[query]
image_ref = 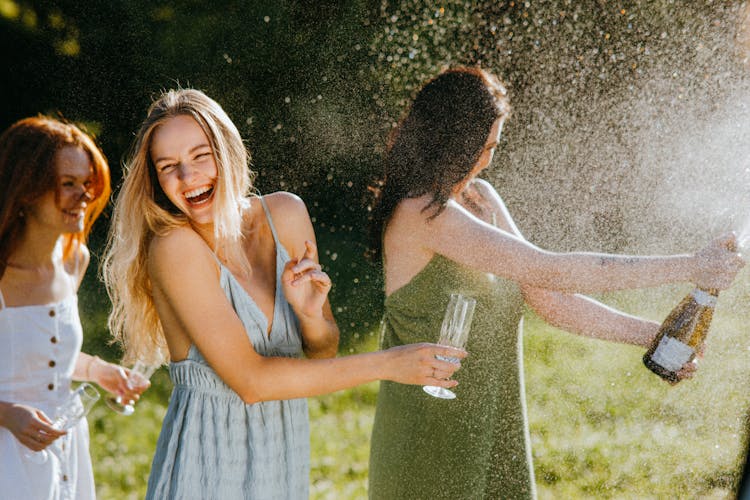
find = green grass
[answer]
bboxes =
[86,290,750,499]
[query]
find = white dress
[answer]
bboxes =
[0,288,96,500]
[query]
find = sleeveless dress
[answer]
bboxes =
[0,284,96,499]
[146,198,310,500]
[368,254,536,499]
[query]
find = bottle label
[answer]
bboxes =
[691,289,717,307]
[650,336,694,372]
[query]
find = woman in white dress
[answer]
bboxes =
[0,116,148,499]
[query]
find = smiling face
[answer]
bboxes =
[150,114,219,226]
[26,146,94,235]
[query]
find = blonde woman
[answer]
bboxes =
[103,88,465,499]
[0,116,146,499]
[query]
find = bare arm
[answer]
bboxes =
[522,287,658,347]
[459,179,726,347]
[148,227,465,405]
[421,184,742,294]
[266,192,339,359]
[73,353,147,404]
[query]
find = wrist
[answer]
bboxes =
[688,253,700,283]
[86,356,105,383]
[295,307,326,323]
[374,349,394,382]
[638,322,661,349]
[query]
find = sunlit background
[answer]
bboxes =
[2,1,750,498]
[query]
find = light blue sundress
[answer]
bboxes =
[146,198,310,500]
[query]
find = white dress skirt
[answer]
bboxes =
[0,293,96,500]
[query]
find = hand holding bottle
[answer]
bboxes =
[692,232,745,290]
[644,287,719,384]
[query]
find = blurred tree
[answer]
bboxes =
[0,0,385,350]
[2,0,748,351]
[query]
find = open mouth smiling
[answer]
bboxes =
[63,208,85,220]
[184,185,214,206]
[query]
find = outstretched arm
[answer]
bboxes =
[424,180,743,294]
[461,178,709,349]
[522,287,658,347]
[73,353,148,404]
[148,225,465,405]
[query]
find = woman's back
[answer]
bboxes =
[369,243,535,499]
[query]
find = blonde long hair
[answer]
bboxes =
[103,89,255,364]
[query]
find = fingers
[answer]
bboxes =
[717,231,738,252]
[301,240,317,261]
[289,270,332,288]
[34,410,54,426]
[696,234,745,290]
[291,259,322,277]
[291,242,321,274]
[29,410,65,439]
[122,376,150,403]
[673,357,700,383]
[21,422,65,451]
[422,344,468,387]
[435,345,468,360]
[108,365,131,397]
[283,245,331,288]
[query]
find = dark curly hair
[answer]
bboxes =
[368,66,510,260]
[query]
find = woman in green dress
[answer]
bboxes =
[367,67,744,499]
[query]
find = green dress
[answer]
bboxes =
[368,254,536,499]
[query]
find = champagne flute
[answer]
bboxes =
[104,361,157,416]
[423,293,476,399]
[24,382,100,464]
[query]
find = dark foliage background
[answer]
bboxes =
[2,0,748,356]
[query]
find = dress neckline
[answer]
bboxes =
[208,195,288,338]
[0,293,77,312]
[219,252,282,338]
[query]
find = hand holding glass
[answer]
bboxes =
[25,383,100,464]
[423,293,476,399]
[105,361,157,416]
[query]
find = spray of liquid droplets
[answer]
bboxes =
[364,1,750,497]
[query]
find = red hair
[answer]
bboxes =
[0,116,111,278]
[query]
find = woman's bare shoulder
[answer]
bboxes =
[259,191,313,254]
[261,191,308,219]
[148,226,214,274]
[391,194,435,221]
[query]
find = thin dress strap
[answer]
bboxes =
[0,286,5,310]
[258,196,281,249]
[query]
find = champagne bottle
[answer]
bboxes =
[642,287,718,383]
